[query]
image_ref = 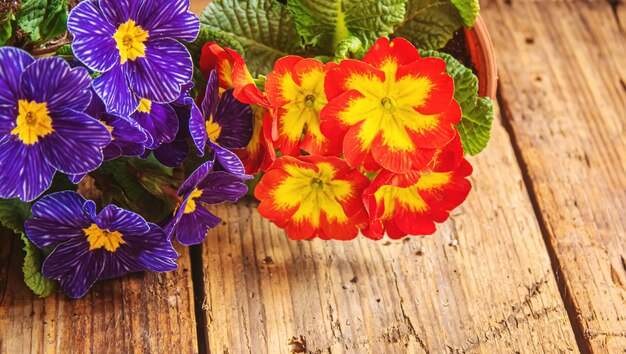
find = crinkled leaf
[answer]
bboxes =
[200,0,305,76]
[39,0,68,41]
[287,0,406,54]
[21,233,55,298]
[0,12,13,45]
[422,50,493,155]
[17,0,68,42]
[394,0,463,51]
[450,0,479,28]
[334,36,363,60]
[0,199,31,235]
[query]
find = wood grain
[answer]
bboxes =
[0,235,198,353]
[482,0,626,352]
[198,103,578,353]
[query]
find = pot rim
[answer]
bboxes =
[465,15,498,100]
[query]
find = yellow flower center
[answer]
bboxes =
[83,223,125,252]
[205,116,222,142]
[304,94,316,108]
[380,97,396,112]
[101,121,115,141]
[272,162,353,227]
[137,98,152,114]
[184,189,203,214]
[11,100,54,145]
[113,20,149,64]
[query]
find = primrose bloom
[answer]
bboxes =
[199,42,269,107]
[0,48,111,202]
[68,0,200,116]
[189,69,253,177]
[85,92,147,160]
[130,97,180,150]
[166,160,248,245]
[25,191,178,298]
[321,37,460,173]
[266,56,337,156]
[362,135,472,239]
[255,156,369,240]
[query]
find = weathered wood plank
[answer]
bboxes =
[0,235,198,353]
[198,102,579,352]
[482,0,626,352]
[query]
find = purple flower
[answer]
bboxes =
[85,91,147,161]
[68,0,200,116]
[190,70,253,178]
[165,160,247,245]
[131,98,179,149]
[25,191,178,298]
[0,48,111,202]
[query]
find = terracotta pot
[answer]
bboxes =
[464,15,498,100]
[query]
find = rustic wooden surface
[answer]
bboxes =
[0,0,624,353]
[0,238,199,353]
[482,0,626,352]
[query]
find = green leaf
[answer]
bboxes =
[94,158,179,223]
[0,11,13,45]
[0,199,54,297]
[200,0,306,76]
[55,43,73,56]
[394,0,463,51]
[21,233,55,298]
[39,0,68,41]
[17,0,46,41]
[0,199,31,235]
[287,0,406,54]
[421,50,493,155]
[334,36,363,60]
[450,0,479,28]
[17,0,67,43]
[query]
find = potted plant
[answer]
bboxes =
[0,0,495,299]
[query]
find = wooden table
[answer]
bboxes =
[1,0,625,352]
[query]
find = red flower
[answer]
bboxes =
[320,37,460,173]
[265,56,339,156]
[255,155,369,240]
[199,42,270,107]
[362,135,472,239]
[234,105,276,174]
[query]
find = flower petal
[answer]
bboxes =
[153,139,190,167]
[42,238,105,298]
[30,191,89,226]
[137,0,199,42]
[179,159,215,195]
[20,57,92,113]
[211,142,250,179]
[127,38,193,104]
[174,207,221,245]
[132,102,179,149]
[196,171,248,204]
[0,138,55,201]
[41,110,111,175]
[133,223,178,272]
[95,204,150,234]
[25,218,86,249]
[0,47,33,109]
[93,64,140,116]
[214,90,253,149]
[99,0,141,25]
[67,0,119,72]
